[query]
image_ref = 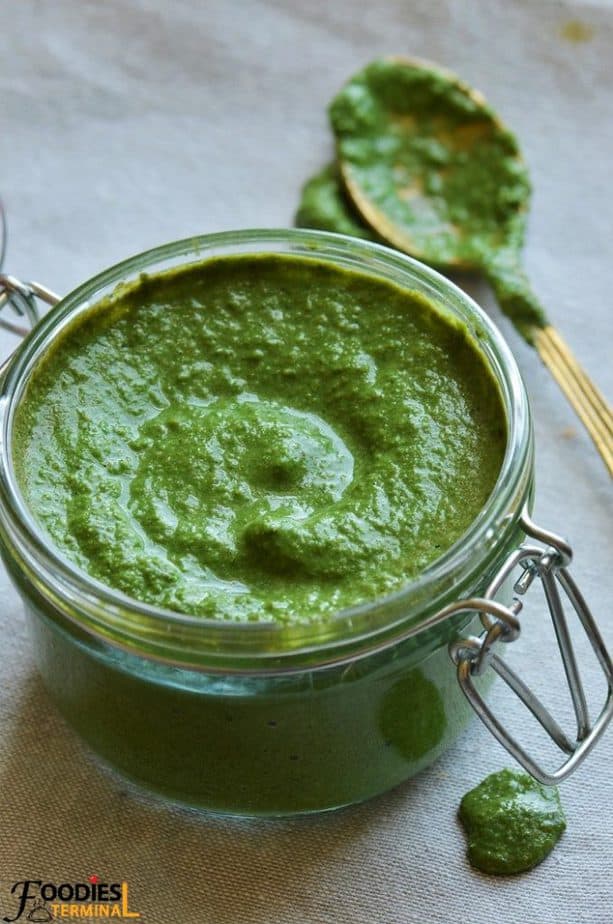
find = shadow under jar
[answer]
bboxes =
[0,230,609,816]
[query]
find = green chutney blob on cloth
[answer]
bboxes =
[14,254,506,625]
[459,769,567,875]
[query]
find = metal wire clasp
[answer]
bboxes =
[444,511,612,784]
[0,274,60,337]
[0,199,60,340]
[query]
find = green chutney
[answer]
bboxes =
[14,254,506,624]
[329,58,531,271]
[459,769,566,875]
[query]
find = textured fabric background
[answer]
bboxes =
[0,1,611,922]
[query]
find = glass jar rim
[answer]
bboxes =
[0,229,533,670]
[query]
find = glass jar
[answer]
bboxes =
[0,230,608,816]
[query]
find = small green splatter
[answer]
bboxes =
[459,769,566,875]
[560,20,594,43]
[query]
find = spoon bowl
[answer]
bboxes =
[328,57,612,474]
[331,56,529,275]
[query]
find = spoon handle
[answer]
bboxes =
[486,260,612,476]
[531,325,613,477]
